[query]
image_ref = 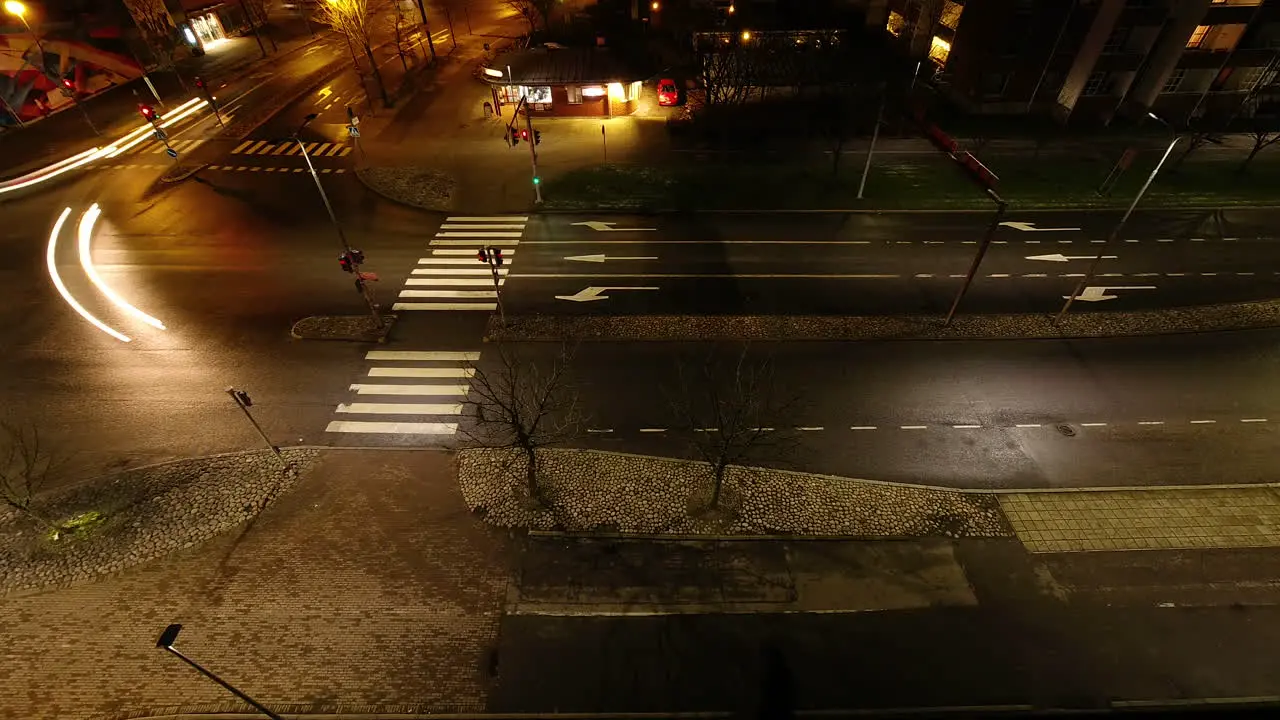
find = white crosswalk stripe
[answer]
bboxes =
[326,349,483,437]
[395,216,527,312]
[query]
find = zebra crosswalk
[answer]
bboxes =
[393,215,528,312]
[325,350,479,435]
[232,140,353,157]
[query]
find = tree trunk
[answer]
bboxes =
[364,44,392,107]
[524,446,540,500]
[709,461,726,508]
[1238,143,1264,174]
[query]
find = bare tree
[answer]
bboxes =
[122,0,178,67]
[1238,123,1280,173]
[240,0,279,52]
[0,422,66,534]
[461,343,582,503]
[388,0,414,71]
[504,0,554,32]
[319,0,392,106]
[666,348,799,511]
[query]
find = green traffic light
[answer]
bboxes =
[533,176,541,184]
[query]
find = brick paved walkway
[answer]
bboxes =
[0,449,513,720]
[1000,487,1280,553]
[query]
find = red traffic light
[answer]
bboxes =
[476,247,488,263]
[493,248,504,266]
[520,128,530,141]
[138,103,157,121]
[61,78,73,89]
[339,252,354,272]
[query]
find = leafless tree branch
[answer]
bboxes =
[0,422,67,532]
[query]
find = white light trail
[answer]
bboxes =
[0,146,103,196]
[77,203,166,330]
[46,208,131,343]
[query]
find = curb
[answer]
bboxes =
[289,314,398,343]
[352,166,455,212]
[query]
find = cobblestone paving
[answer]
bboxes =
[0,449,513,720]
[1000,488,1280,553]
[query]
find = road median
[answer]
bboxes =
[486,300,1280,342]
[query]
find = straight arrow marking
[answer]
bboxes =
[1026,253,1118,262]
[564,254,659,263]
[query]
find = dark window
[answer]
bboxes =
[1103,26,1130,53]
[1083,70,1110,95]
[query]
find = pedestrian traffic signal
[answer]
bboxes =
[138,103,157,122]
[492,248,504,266]
[194,76,205,90]
[509,127,520,145]
[534,129,541,145]
[477,247,488,263]
[339,252,354,272]
[61,78,73,90]
[350,248,365,265]
[520,128,530,142]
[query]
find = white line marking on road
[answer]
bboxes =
[405,277,505,286]
[952,425,981,429]
[1057,240,1071,244]
[924,241,944,244]
[244,140,267,154]
[962,241,976,245]
[1133,272,1159,277]
[366,350,480,361]
[1191,238,1205,242]
[1201,272,1218,276]
[1080,422,1108,427]
[994,241,1007,244]
[1090,240,1105,244]
[915,273,933,278]
[448,216,530,221]
[850,426,877,430]
[1099,273,1122,277]
[1189,420,1216,424]
[1242,418,1269,423]
[1125,239,1139,243]
[436,231,523,238]
[988,274,1010,278]
[949,274,966,278]
[1138,421,1165,425]
[1238,272,1256,276]
[325,144,344,156]
[232,140,254,153]
[270,143,290,155]
[1157,239,1174,243]
[368,367,475,378]
[1224,237,1238,241]
[514,273,901,279]
[750,427,775,432]
[236,166,247,171]
[426,250,517,258]
[325,420,457,434]
[639,428,666,433]
[399,289,498,298]
[349,383,470,395]
[587,428,614,433]
[336,402,464,414]
[392,302,498,311]
[1062,273,1085,278]
[901,425,927,430]
[1025,240,1040,244]
[1023,273,1047,278]
[430,239,522,246]
[796,426,824,431]
[1166,272,1186,276]
[1015,424,1041,428]
[694,428,717,432]
[412,266,509,274]
[440,224,526,230]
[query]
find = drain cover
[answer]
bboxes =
[1056,424,1076,437]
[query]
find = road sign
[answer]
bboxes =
[555,286,659,302]
[347,125,361,138]
[165,148,178,159]
[154,129,168,141]
[1064,286,1156,302]
[1000,221,1081,232]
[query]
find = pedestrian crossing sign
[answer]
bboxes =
[347,125,361,138]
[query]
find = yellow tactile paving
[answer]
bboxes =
[999,488,1280,553]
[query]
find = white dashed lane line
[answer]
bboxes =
[581,419,1270,434]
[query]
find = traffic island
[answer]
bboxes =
[0,448,318,595]
[291,314,397,342]
[355,166,457,211]
[486,300,1280,342]
[458,448,1012,538]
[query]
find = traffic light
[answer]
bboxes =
[138,103,157,122]
[532,176,541,185]
[350,248,365,265]
[509,127,520,145]
[520,128,530,142]
[61,78,73,90]
[476,247,488,263]
[492,248,504,266]
[194,76,205,90]
[534,129,541,145]
[339,251,354,272]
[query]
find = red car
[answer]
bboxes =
[657,78,679,106]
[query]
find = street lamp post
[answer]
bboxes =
[5,0,98,135]
[1057,112,1180,322]
[155,624,283,720]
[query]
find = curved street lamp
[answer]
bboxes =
[4,0,99,134]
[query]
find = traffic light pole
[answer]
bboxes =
[482,245,506,325]
[294,137,351,253]
[521,101,543,204]
[225,387,281,458]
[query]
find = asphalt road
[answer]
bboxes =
[502,210,1280,315]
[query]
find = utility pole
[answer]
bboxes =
[944,189,1007,327]
[225,387,282,458]
[514,96,543,203]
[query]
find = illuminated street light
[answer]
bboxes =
[651,1,659,9]
[728,3,736,14]
[741,30,751,41]
[3,0,26,17]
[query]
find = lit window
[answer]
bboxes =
[1187,25,1209,48]
[1083,71,1109,96]
[566,85,583,104]
[886,10,906,37]
[1162,68,1186,92]
[929,35,952,66]
[938,0,963,30]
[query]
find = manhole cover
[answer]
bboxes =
[1056,424,1076,437]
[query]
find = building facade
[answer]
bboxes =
[484,47,649,117]
[876,0,1280,127]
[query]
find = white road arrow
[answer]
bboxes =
[1026,253,1118,262]
[1000,221,1081,232]
[554,286,659,302]
[564,254,659,263]
[1064,285,1156,302]
[571,221,658,232]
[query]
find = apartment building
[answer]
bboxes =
[872,0,1280,126]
